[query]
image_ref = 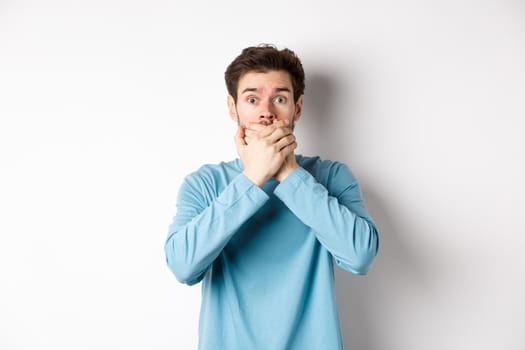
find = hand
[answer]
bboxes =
[234,120,297,187]
[275,151,299,183]
[244,122,299,183]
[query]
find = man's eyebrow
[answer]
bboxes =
[241,88,258,94]
[240,87,292,94]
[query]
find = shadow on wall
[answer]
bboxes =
[335,188,431,350]
[305,71,431,349]
[301,71,341,158]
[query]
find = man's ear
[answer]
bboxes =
[294,95,304,122]
[227,95,238,122]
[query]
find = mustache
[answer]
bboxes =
[236,117,272,126]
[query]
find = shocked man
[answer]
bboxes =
[165,44,379,350]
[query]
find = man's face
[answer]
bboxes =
[228,70,303,129]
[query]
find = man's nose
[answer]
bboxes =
[259,100,275,123]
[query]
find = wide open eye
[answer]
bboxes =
[274,96,286,104]
[248,97,257,104]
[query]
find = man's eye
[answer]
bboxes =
[248,97,257,104]
[275,96,286,103]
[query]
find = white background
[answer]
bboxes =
[1,0,524,349]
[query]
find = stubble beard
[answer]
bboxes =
[236,115,296,131]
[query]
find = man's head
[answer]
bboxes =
[225,44,305,104]
[225,44,305,128]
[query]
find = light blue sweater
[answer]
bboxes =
[165,155,379,350]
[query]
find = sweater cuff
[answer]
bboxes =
[217,173,270,207]
[274,167,313,198]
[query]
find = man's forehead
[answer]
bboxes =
[238,70,293,90]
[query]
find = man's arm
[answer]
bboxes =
[274,162,379,275]
[165,172,269,285]
[165,122,296,285]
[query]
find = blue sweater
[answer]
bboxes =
[165,155,379,350]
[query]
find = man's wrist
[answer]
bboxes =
[242,170,268,188]
[275,164,299,183]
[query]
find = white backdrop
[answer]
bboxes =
[1,0,524,349]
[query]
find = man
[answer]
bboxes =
[165,44,379,350]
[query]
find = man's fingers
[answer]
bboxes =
[243,120,293,148]
[234,126,247,148]
[238,125,246,138]
[244,123,266,132]
[275,119,289,127]
[246,127,293,146]
[267,126,293,144]
[245,119,287,128]
[256,120,288,137]
[274,134,296,151]
[256,124,278,137]
[280,140,298,155]
[244,129,256,138]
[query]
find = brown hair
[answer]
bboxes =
[224,44,305,103]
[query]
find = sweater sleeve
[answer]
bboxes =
[274,164,379,275]
[165,172,269,285]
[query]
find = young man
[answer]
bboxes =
[165,45,379,350]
